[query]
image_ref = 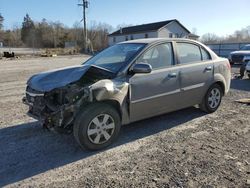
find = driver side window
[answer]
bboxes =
[137,43,173,70]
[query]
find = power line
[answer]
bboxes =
[78,0,89,52]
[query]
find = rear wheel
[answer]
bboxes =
[240,63,246,77]
[73,103,121,150]
[248,74,250,79]
[199,84,223,113]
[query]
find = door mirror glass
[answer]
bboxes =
[131,63,152,74]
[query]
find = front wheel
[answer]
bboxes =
[199,84,223,113]
[73,103,121,150]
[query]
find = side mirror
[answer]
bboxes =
[131,63,152,74]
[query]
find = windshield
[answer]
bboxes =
[240,45,250,50]
[83,43,146,73]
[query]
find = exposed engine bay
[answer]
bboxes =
[23,65,129,133]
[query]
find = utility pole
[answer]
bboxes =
[78,0,89,53]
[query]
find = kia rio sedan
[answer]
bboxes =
[23,38,231,150]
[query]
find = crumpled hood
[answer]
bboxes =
[27,65,91,92]
[231,51,250,55]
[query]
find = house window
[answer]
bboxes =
[169,33,173,38]
[125,36,128,41]
[145,33,148,38]
[130,35,134,40]
[113,37,116,43]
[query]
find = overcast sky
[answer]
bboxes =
[0,0,249,36]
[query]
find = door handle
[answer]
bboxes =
[205,66,212,71]
[168,73,177,78]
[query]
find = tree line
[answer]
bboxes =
[0,13,113,51]
[1,13,250,49]
[201,26,250,44]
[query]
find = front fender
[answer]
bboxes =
[88,79,130,125]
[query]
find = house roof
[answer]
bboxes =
[188,33,200,38]
[108,19,191,36]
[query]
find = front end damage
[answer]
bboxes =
[23,84,89,132]
[23,66,129,132]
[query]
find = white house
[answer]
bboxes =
[108,19,199,46]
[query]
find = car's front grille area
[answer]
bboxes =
[25,86,46,119]
[26,86,45,106]
[232,54,244,63]
[26,86,44,95]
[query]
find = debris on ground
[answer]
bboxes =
[41,53,57,57]
[3,51,15,58]
[235,98,250,105]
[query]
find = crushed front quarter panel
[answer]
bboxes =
[88,79,130,124]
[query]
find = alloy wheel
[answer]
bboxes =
[208,88,221,109]
[87,114,115,145]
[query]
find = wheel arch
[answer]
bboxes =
[213,74,227,95]
[100,99,122,119]
[213,81,225,95]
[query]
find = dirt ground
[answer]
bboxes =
[0,56,249,187]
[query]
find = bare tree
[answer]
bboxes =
[201,25,250,44]
[201,33,220,43]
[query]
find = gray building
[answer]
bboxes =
[108,19,199,46]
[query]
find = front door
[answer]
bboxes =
[129,43,181,122]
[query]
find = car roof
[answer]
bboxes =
[119,38,197,44]
[119,37,219,60]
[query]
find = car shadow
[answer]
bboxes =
[230,78,250,92]
[0,107,205,187]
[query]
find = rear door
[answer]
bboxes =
[175,42,214,106]
[129,42,181,122]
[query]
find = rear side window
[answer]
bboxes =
[137,43,173,70]
[201,47,211,60]
[176,43,202,64]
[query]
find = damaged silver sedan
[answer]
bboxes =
[23,38,231,150]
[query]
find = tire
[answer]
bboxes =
[73,103,121,150]
[199,84,223,113]
[240,63,246,78]
[248,74,250,79]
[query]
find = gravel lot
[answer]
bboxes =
[0,56,249,187]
